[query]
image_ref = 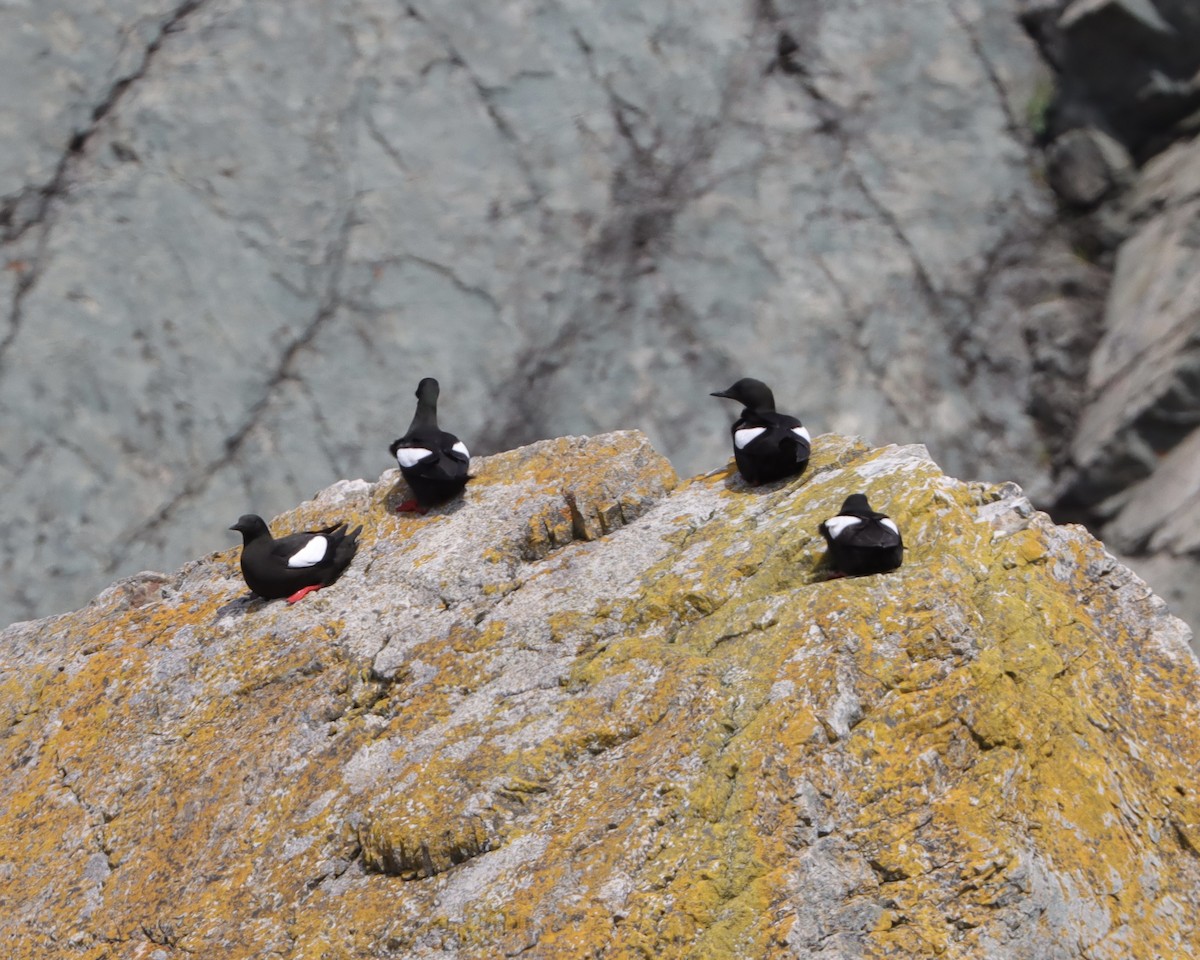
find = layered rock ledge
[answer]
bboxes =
[1,431,1197,958]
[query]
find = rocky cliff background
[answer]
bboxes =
[1,0,1198,627]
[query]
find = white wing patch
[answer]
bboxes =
[792,425,811,443]
[881,518,900,535]
[395,446,433,468]
[823,516,863,539]
[734,426,767,449]
[451,441,470,459]
[288,535,328,568]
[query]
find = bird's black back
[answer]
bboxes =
[389,427,470,506]
[238,521,361,599]
[730,410,811,484]
[819,497,903,575]
[390,378,470,507]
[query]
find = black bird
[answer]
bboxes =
[389,377,471,513]
[711,377,811,484]
[819,494,904,576]
[229,514,362,603]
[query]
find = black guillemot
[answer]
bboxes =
[388,377,471,513]
[711,377,811,485]
[818,493,903,576]
[229,514,362,603]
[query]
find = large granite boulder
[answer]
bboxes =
[1,431,1197,958]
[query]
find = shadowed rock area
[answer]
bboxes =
[2,431,1197,958]
[1023,0,1200,629]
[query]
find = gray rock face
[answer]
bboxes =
[1043,126,1133,208]
[0,0,1072,624]
[1051,131,1200,628]
[1018,0,1200,634]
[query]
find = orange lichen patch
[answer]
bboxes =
[521,499,579,560]
[545,611,587,644]
[436,618,505,656]
[810,433,875,471]
[0,666,58,731]
[467,433,671,502]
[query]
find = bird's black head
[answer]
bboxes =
[415,377,441,403]
[839,493,876,517]
[229,514,271,541]
[711,377,776,413]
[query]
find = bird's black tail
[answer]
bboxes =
[325,523,363,583]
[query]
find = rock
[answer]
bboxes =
[1,430,1198,958]
[1055,133,1200,524]
[1,0,1196,660]
[1107,549,1200,637]
[1021,249,1109,470]
[1023,12,1200,639]
[1100,425,1200,629]
[1044,126,1133,207]
[1104,425,1200,555]
[1059,0,1173,35]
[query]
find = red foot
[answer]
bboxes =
[286,584,323,604]
[396,499,428,515]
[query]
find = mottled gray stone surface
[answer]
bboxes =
[1052,131,1200,628]
[1,0,1075,624]
[1044,125,1132,207]
[1015,0,1200,636]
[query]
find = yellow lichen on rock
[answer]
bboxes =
[1,431,1198,959]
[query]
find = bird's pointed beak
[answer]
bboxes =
[710,390,731,399]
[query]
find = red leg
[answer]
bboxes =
[396,499,428,514]
[286,584,323,604]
